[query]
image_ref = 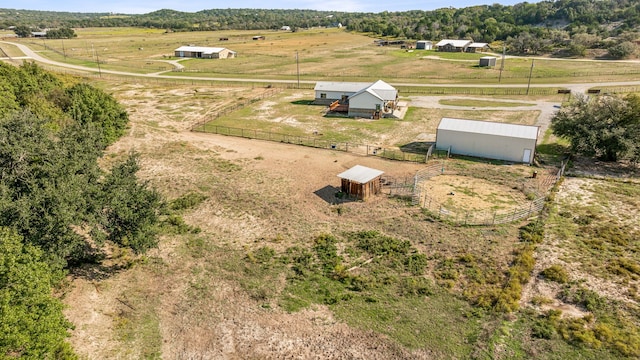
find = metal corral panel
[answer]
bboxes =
[436,118,539,163]
[337,165,384,184]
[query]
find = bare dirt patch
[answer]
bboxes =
[422,174,528,212]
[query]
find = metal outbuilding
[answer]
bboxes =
[416,40,433,50]
[174,46,236,59]
[479,56,497,67]
[337,165,384,200]
[436,118,539,164]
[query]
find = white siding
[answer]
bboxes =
[436,118,539,163]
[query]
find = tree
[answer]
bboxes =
[608,41,637,59]
[45,27,77,39]
[551,94,640,162]
[99,153,163,254]
[66,83,129,147]
[0,228,76,358]
[13,25,31,38]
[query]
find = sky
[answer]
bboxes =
[5,0,535,14]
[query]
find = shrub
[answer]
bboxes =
[405,253,428,275]
[540,264,569,283]
[398,276,433,296]
[169,192,208,211]
[519,222,544,244]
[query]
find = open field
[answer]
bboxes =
[50,71,640,359]
[7,27,640,85]
[4,25,638,359]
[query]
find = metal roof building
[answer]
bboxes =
[337,165,384,200]
[436,118,539,164]
[174,46,236,59]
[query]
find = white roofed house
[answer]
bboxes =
[435,39,472,52]
[347,80,398,118]
[174,46,236,59]
[313,80,399,119]
[466,42,489,53]
[436,118,539,164]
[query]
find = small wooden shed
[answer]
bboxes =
[337,165,384,200]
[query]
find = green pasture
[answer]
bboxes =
[7,27,640,86]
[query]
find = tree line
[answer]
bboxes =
[2,0,639,56]
[0,62,163,358]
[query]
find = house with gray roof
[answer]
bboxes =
[436,118,539,164]
[314,80,399,119]
[435,39,472,52]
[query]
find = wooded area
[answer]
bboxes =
[0,62,163,358]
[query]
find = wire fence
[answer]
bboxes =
[398,160,566,226]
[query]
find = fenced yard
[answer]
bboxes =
[192,123,442,163]
[402,160,566,225]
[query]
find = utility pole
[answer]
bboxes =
[526,58,534,95]
[296,51,300,89]
[61,39,66,58]
[91,43,101,78]
[498,45,505,83]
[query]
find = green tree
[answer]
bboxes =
[0,227,76,358]
[608,41,637,59]
[551,94,640,162]
[45,27,77,39]
[13,25,31,38]
[100,153,163,254]
[66,83,129,147]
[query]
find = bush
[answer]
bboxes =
[169,192,207,211]
[398,276,433,296]
[519,222,544,244]
[405,253,427,275]
[540,264,569,283]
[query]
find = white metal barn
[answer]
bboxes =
[174,46,236,59]
[436,118,539,164]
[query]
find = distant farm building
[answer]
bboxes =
[314,80,399,119]
[436,118,539,164]
[435,39,489,52]
[174,46,236,59]
[435,39,472,52]
[416,40,433,50]
[479,56,497,67]
[337,165,384,201]
[467,42,489,53]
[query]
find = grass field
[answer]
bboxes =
[9,27,640,85]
